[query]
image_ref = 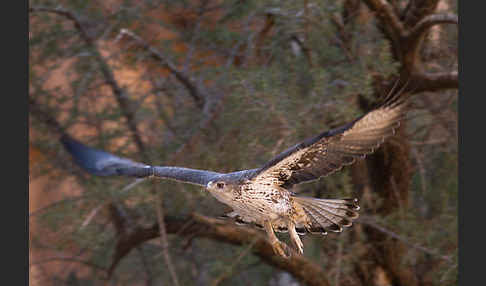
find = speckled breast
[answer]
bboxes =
[232,183,293,222]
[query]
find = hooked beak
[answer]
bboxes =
[206,181,213,189]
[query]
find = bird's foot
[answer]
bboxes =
[292,237,304,255]
[288,227,304,255]
[271,241,292,259]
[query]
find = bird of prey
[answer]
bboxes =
[61,90,408,258]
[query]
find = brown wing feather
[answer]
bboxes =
[249,94,409,189]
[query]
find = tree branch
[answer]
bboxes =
[413,70,458,92]
[152,183,181,286]
[361,0,405,39]
[406,13,458,40]
[109,213,332,286]
[117,29,205,108]
[361,1,458,93]
[29,96,67,137]
[29,6,93,44]
[402,0,441,28]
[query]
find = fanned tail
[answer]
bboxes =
[293,196,360,235]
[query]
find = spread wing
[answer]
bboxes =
[249,94,409,189]
[61,135,222,186]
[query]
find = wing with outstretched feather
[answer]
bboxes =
[250,91,409,189]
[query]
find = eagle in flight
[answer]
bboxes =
[61,89,408,258]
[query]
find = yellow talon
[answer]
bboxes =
[271,241,292,259]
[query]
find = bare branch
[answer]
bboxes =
[413,71,458,92]
[117,29,205,108]
[361,0,405,39]
[403,13,458,63]
[406,13,458,40]
[29,196,86,218]
[402,0,441,28]
[153,184,181,286]
[29,6,92,43]
[29,96,67,137]
[361,1,458,88]
[79,179,146,230]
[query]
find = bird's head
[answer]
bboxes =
[206,180,231,192]
[206,179,237,203]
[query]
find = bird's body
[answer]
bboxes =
[206,178,359,256]
[61,86,408,258]
[210,181,292,222]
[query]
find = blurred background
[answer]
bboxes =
[29,0,458,285]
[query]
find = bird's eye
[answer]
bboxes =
[216,182,225,189]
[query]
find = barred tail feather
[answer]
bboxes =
[293,197,359,234]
